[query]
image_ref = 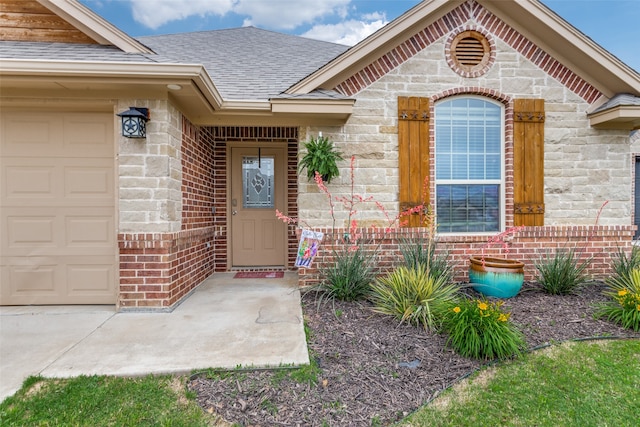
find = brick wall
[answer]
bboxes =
[209,127,300,270]
[297,225,636,286]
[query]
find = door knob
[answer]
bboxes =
[232,210,238,215]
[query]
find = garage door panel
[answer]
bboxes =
[68,263,115,294]
[63,115,113,156]
[4,207,114,248]
[1,111,116,305]
[3,159,113,205]
[65,166,113,198]
[66,216,113,248]
[1,113,63,156]
[4,166,55,198]
[6,216,57,247]
[1,259,115,305]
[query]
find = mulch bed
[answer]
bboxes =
[190,281,640,426]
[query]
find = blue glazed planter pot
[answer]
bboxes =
[469,255,525,298]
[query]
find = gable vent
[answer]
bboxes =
[448,30,492,77]
[455,37,485,66]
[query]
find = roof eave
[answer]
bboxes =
[287,0,457,94]
[588,106,640,130]
[0,59,222,122]
[484,0,640,97]
[36,0,152,53]
[271,98,355,115]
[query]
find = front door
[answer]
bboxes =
[230,146,286,267]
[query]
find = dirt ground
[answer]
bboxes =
[190,281,640,426]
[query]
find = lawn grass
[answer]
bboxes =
[1,339,637,426]
[0,374,221,426]
[400,339,640,427]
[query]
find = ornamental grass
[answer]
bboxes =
[369,265,459,331]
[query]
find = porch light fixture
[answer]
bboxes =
[117,107,149,138]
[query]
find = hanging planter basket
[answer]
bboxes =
[469,255,525,298]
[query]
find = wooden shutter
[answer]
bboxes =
[513,99,545,226]
[398,96,430,227]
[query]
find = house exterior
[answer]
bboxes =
[1,0,639,310]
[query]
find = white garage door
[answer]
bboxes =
[1,111,117,305]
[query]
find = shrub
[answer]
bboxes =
[442,298,526,360]
[369,265,459,331]
[316,244,376,302]
[399,235,455,284]
[534,247,591,295]
[593,268,640,331]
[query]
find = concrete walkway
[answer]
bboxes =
[0,272,309,402]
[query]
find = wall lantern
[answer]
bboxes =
[117,107,149,138]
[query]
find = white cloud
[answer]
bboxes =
[232,0,351,30]
[301,18,388,46]
[128,0,351,31]
[129,0,236,29]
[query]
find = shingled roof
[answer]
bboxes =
[137,27,350,101]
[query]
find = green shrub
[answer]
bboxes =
[442,298,526,360]
[399,235,455,284]
[609,245,640,288]
[594,268,640,331]
[534,247,591,295]
[369,265,459,331]
[316,244,376,301]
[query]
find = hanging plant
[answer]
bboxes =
[298,136,344,183]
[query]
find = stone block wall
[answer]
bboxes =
[298,0,632,229]
[118,107,217,310]
[294,0,636,288]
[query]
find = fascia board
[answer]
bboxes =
[287,0,457,94]
[487,0,640,96]
[36,0,152,53]
[588,106,640,129]
[0,59,223,109]
[270,99,355,115]
[219,100,272,112]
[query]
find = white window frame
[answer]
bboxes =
[433,95,506,234]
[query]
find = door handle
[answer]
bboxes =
[232,210,238,215]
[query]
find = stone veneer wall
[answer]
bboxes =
[118,102,217,310]
[296,0,635,285]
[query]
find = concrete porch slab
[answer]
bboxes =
[0,272,308,402]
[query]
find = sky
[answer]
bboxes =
[79,0,640,72]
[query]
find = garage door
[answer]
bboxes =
[1,111,117,305]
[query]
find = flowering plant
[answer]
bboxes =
[594,268,640,331]
[442,297,526,360]
[277,155,424,301]
[476,226,524,263]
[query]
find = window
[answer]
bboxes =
[435,97,504,232]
